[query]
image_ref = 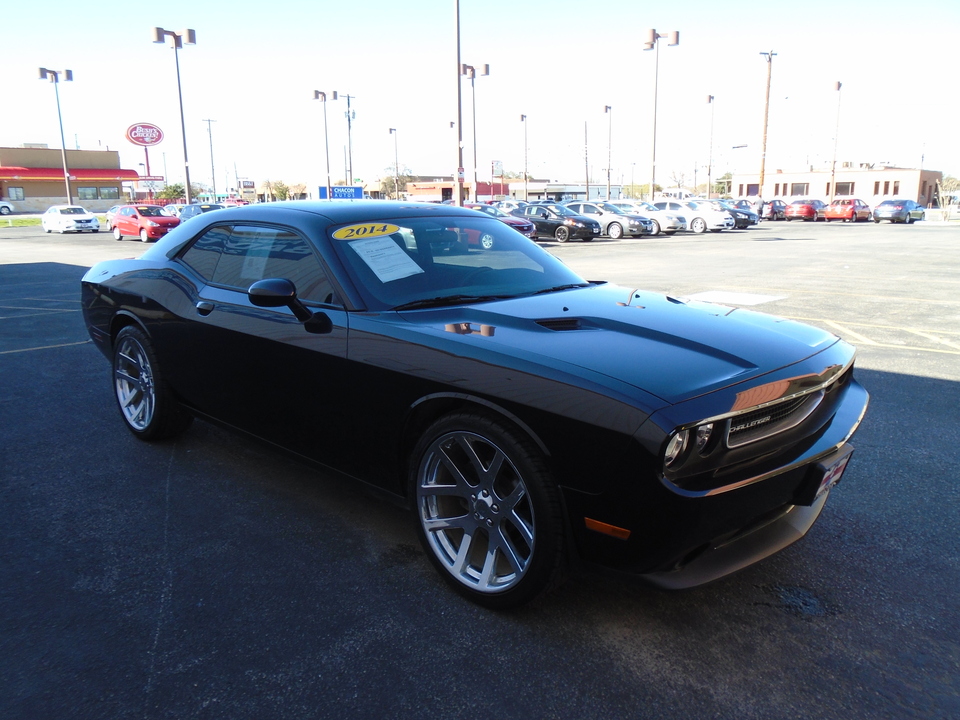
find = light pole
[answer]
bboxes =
[758,50,777,199]
[389,128,400,200]
[462,62,489,202]
[706,95,715,198]
[644,29,679,202]
[342,94,356,186]
[313,90,337,199]
[203,118,216,202]
[153,27,196,204]
[520,114,528,201]
[829,81,842,202]
[604,105,612,199]
[454,0,464,205]
[38,68,73,204]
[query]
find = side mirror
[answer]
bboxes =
[540,211,548,218]
[248,278,333,334]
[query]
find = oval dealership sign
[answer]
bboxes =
[126,123,164,146]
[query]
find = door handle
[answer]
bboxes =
[196,301,214,316]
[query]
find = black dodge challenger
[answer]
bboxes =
[81,201,869,608]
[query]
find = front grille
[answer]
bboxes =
[725,391,823,448]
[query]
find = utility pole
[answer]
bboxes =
[203,118,216,202]
[759,50,777,199]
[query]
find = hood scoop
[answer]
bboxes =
[537,318,584,331]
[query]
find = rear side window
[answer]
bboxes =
[179,224,336,304]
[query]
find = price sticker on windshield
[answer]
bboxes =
[332,223,400,240]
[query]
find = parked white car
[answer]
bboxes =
[607,200,686,235]
[41,205,100,234]
[654,200,734,233]
[0,200,14,215]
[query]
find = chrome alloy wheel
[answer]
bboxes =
[417,431,535,594]
[114,334,156,431]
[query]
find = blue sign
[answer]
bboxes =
[319,186,364,200]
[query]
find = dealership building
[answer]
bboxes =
[0,146,141,212]
[726,164,943,206]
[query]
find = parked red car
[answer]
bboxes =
[824,198,872,222]
[785,199,827,222]
[464,203,538,242]
[112,205,181,243]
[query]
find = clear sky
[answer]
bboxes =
[5,0,958,193]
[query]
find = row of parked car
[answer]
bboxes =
[464,195,929,243]
[103,203,226,242]
[761,197,927,224]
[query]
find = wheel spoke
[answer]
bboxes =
[422,513,471,533]
[492,526,525,576]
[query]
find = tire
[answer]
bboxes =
[649,220,661,236]
[411,412,566,609]
[0,206,10,215]
[664,230,677,235]
[874,219,880,223]
[554,226,570,243]
[112,326,192,441]
[691,217,707,234]
[92,229,100,233]
[905,215,914,225]
[140,229,150,243]
[113,227,123,241]
[479,233,495,250]
[607,222,623,239]
[44,227,51,234]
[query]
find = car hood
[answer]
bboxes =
[397,283,838,405]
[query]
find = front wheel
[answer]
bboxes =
[112,326,192,440]
[554,226,570,243]
[479,233,495,250]
[690,217,707,234]
[411,412,566,609]
[649,220,661,236]
[113,227,123,241]
[607,222,623,239]
[140,229,150,243]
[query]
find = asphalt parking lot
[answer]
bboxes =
[2,219,958,719]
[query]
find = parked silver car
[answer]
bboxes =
[563,201,654,238]
[607,200,686,235]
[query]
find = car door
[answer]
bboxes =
[116,207,136,235]
[158,221,355,474]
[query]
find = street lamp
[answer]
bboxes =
[313,90,337,199]
[462,62,489,202]
[758,50,777,200]
[604,105,612,199]
[38,67,73,204]
[389,128,400,200]
[706,95,715,198]
[342,94,356,186]
[153,27,196,204]
[643,29,679,202]
[520,114,528,201]
[203,118,216,202]
[829,81,842,202]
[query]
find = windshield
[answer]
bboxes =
[329,215,588,311]
[548,205,578,217]
[60,207,88,215]
[473,205,509,218]
[598,203,625,213]
[137,206,167,217]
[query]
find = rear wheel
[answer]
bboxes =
[112,326,192,440]
[411,412,566,609]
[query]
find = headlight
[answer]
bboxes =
[695,423,714,454]
[146,220,160,227]
[629,219,640,226]
[664,430,689,468]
